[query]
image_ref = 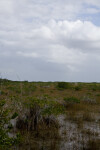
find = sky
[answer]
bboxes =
[0,0,100,82]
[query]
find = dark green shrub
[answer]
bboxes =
[64,96,80,103]
[11,112,18,119]
[0,100,13,148]
[42,104,65,116]
[0,100,21,149]
[74,85,81,91]
[57,82,70,89]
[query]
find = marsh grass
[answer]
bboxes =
[82,112,95,122]
[0,79,100,150]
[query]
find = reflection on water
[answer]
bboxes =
[12,114,100,150]
[13,140,60,150]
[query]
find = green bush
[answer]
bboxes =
[57,82,70,89]
[74,85,81,91]
[64,96,80,103]
[11,112,18,119]
[0,100,12,148]
[0,100,21,149]
[42,104,65,116]
[24,97,65,116]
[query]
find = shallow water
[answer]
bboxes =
[11,114,100,150]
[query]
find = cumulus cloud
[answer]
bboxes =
[0,0,100,81]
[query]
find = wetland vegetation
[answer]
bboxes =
[0,79,100,150]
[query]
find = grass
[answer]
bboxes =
[0,79,100,149]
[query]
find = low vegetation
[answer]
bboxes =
[0,79,100,149]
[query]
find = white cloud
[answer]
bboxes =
[17,51,38,58]
[0,0,100,81]
[1,19,100,65]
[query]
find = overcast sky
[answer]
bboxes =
[0,0,100,81]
